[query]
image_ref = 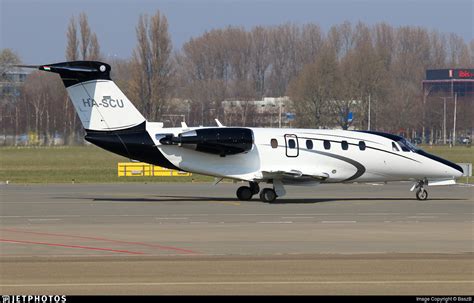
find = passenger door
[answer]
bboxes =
[284,134,299,157]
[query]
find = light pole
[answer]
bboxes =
[279,100,282,128]
[367,94,371,131]
[439,96,452,145]
[453,92,457,146]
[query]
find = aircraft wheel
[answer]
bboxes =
[260,188,277,203]
[236,186,253,201]
[416,188,428,200]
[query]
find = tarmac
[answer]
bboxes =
[0,182,473,294]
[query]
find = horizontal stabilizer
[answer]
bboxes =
[13,64,41,69]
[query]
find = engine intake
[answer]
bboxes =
[159,128,253,156]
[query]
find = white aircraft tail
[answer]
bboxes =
[38,61,146,131]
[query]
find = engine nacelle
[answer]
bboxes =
[159,128,254,156]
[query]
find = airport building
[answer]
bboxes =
[222,96,294,127]
[0,67,32,145]
[0,67,31,98]
[422,68,473,145]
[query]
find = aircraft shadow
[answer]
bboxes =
[85,195,466,204]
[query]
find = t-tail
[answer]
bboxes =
[21,61,178,169]
[35,61,146,131]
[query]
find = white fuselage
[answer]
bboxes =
[32,61,463,201]
[147,124,463,184]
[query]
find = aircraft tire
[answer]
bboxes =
[260,188,277,203]
[416,188,428,200]
[237,186,253,201]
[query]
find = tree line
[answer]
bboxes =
[1,10,472,145]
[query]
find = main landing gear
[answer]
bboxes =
[413,180,428,201]
[259,188,277,203]
[236,182,260,201]
[236,181,281,203]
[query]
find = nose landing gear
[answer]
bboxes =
[416,187,428,200]
[412,179,429,200]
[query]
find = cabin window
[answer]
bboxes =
[323,140,331,150]
[306,139,313,150]
[341,141,349,150]
[392,142,400,152]
[288,139,296,149]
[271,139,278,148]
[359,141,366,151]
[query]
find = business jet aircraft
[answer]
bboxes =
[22,61,463,202]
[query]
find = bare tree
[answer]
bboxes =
[131,10,173,121]
[288,44,339,128]
[21,72,46,144]
[63,16,80,144]
[447,33,470,67]
[178,28,236,125]
[267,24,300,97]
[67,13,101,61]
[249,26,270,98]
[19,71,66,145]
[298,23,324,67]
[63,13,102,143]
[227,27,252,99]
[89,33,101,61]
[66,16,79,61]
[428,30,447,68]
[0,49,20,75]
[373,22,395,69]
[79,12,92,60]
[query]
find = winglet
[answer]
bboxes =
[181,121,188,128]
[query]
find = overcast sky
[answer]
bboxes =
[1,0,472,64]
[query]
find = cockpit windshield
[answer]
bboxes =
[396,137,420,152]
[403,138,421,152]
[355,130,422,153]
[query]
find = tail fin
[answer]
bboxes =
[37,61,146,131]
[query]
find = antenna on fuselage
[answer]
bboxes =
[215,119,224,127]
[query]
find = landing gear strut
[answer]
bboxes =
[249,182,260,195]
[414,180,428,201]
